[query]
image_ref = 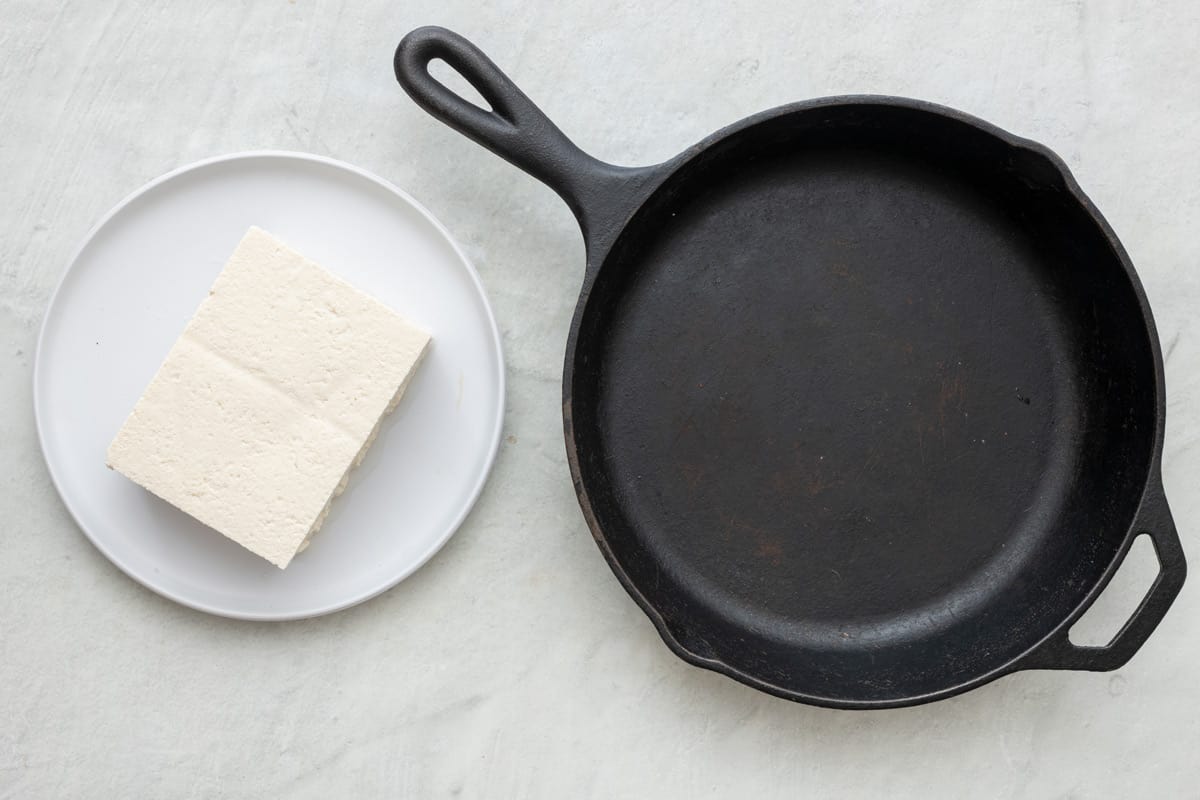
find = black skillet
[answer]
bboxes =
[395,27,1186,708]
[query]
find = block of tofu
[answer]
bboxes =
[106,226,431,568]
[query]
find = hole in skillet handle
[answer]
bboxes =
[1069,534,1159,647]
[428,58,494,113]
[1017,483,1186,672]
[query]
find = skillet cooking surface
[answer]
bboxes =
[569,109,1157,702]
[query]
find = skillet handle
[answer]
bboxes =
[1018,480,1186,672]
[394,26,634,229]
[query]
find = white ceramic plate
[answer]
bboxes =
[34,151,505,620]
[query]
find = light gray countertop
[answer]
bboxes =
[3,2,1199,796]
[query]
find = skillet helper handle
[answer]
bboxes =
[1020,482,1186,671]
[394,26,607,216]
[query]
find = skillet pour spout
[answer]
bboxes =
[395,25,1186,708]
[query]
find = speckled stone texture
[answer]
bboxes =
[3,2,1199,797]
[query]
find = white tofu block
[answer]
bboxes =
[106,227,431,568]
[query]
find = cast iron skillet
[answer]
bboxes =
[395,27,1186,708]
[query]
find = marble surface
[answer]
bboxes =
[3,1,1199,796]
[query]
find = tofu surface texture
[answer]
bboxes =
[106,226,431,568]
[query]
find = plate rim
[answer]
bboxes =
[32,149,506,621]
